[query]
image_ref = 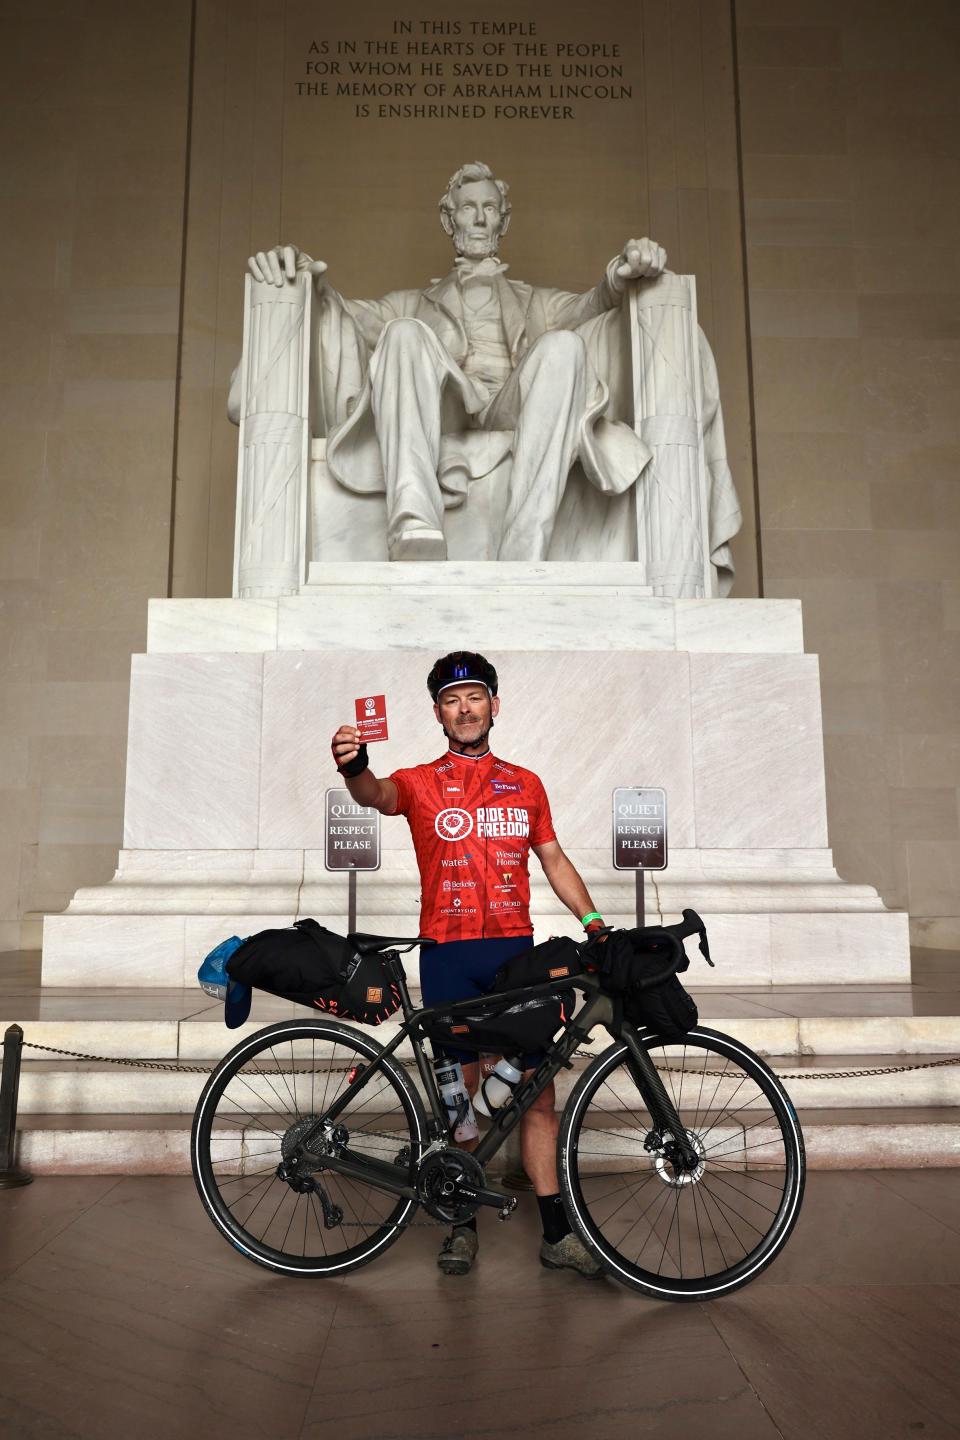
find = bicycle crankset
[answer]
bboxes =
[416,1150,518,1224]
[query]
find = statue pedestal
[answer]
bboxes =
[41,579,909,987]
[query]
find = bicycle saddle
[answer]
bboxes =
[348,931,437,955]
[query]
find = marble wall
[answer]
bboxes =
[0,0,193,947]
[735,0,960,947]
[3,0,959,954]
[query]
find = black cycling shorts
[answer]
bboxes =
[419,933,542,1068]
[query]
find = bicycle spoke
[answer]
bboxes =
[194,1023,422,1274]
[565,1032,803,1295]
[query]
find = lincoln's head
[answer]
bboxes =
[438,161,512,259]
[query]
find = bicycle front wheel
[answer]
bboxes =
[559,1026,805,1300]
[191,1019,427,1276]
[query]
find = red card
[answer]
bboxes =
[355,694,388,742]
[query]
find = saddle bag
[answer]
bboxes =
[226,918,402,1025]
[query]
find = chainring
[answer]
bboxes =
[416,1149,485,1224]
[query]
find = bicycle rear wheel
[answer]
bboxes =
[559,1026,805,1300]
[191,1019,427,1276]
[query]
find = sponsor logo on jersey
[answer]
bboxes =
[441,857,469,868]
[492,781,521,794]
[441,903,476,916]
[434,761,454,773]
[445,785,462,794]
[493,763,516,775]
[442,879,475,891]
[434,807,474,841]
[476,805,529,838]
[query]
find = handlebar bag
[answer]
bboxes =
[623,975,697,1042]
[491,935,583,992]
[226,919,401,1025]
[426,990,574,1056]
[594,928,698,1042]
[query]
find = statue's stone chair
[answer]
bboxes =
[231,272,721,599]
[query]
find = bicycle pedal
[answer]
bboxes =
[498,1196,519,1221]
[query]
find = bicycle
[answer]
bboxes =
[190,921,806,1301]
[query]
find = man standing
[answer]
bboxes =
[330,651,607,1277]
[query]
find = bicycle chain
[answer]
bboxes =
[19,1039,960,1081]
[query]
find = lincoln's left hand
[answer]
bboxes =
[616,238,668,281]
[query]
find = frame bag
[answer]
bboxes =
[226,918,401,1025]
[426,991,574,1056]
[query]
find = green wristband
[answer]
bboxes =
[581,912,604,927]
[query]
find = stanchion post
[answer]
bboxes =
[348,869,357,935]
[0,1023,33,1189]
[636,870,645,929]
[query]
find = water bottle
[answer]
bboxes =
[433,1057,479,1142]
[473,1055,524,1118]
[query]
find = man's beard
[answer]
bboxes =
[452,226,501,259]
[442,714,495,751]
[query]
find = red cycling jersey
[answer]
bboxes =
[389,749,557,942]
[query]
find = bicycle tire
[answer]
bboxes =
[191,1019,428,1276]
[558,1026,805,1300]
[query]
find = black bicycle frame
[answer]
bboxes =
[293,948,700,1200]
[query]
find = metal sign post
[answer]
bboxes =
[612,787,668,929]
[324,788,381,935]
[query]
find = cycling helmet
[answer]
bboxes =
[427,651,499,701]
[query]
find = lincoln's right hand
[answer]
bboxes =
[331,724,362,770]
[247,245,328,287]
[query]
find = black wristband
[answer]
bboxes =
[337,743,369,778]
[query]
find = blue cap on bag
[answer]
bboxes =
[197,936,252,1029]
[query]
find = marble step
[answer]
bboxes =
[12,1106,960,1174]
[13,1052,960,1115]
[8,1007,960,1064]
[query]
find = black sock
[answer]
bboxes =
[537,1193,571,1245]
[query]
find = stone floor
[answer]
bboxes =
[1,1170,960,1439]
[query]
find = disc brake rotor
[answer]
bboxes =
[654,1130,706,1187]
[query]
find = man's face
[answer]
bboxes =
[449,179,506,258]
[434,682,500,745]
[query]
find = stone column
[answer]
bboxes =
[233,273,312,598]
[630,275,710,598]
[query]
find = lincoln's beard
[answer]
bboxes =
[451,225,502,259]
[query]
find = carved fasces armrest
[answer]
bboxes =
[232,274,313,599]
[626,273,711,599]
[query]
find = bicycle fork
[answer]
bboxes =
[621,1027,702,1172]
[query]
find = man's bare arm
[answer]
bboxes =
[532,839,598,923]
[330,725,399,815]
